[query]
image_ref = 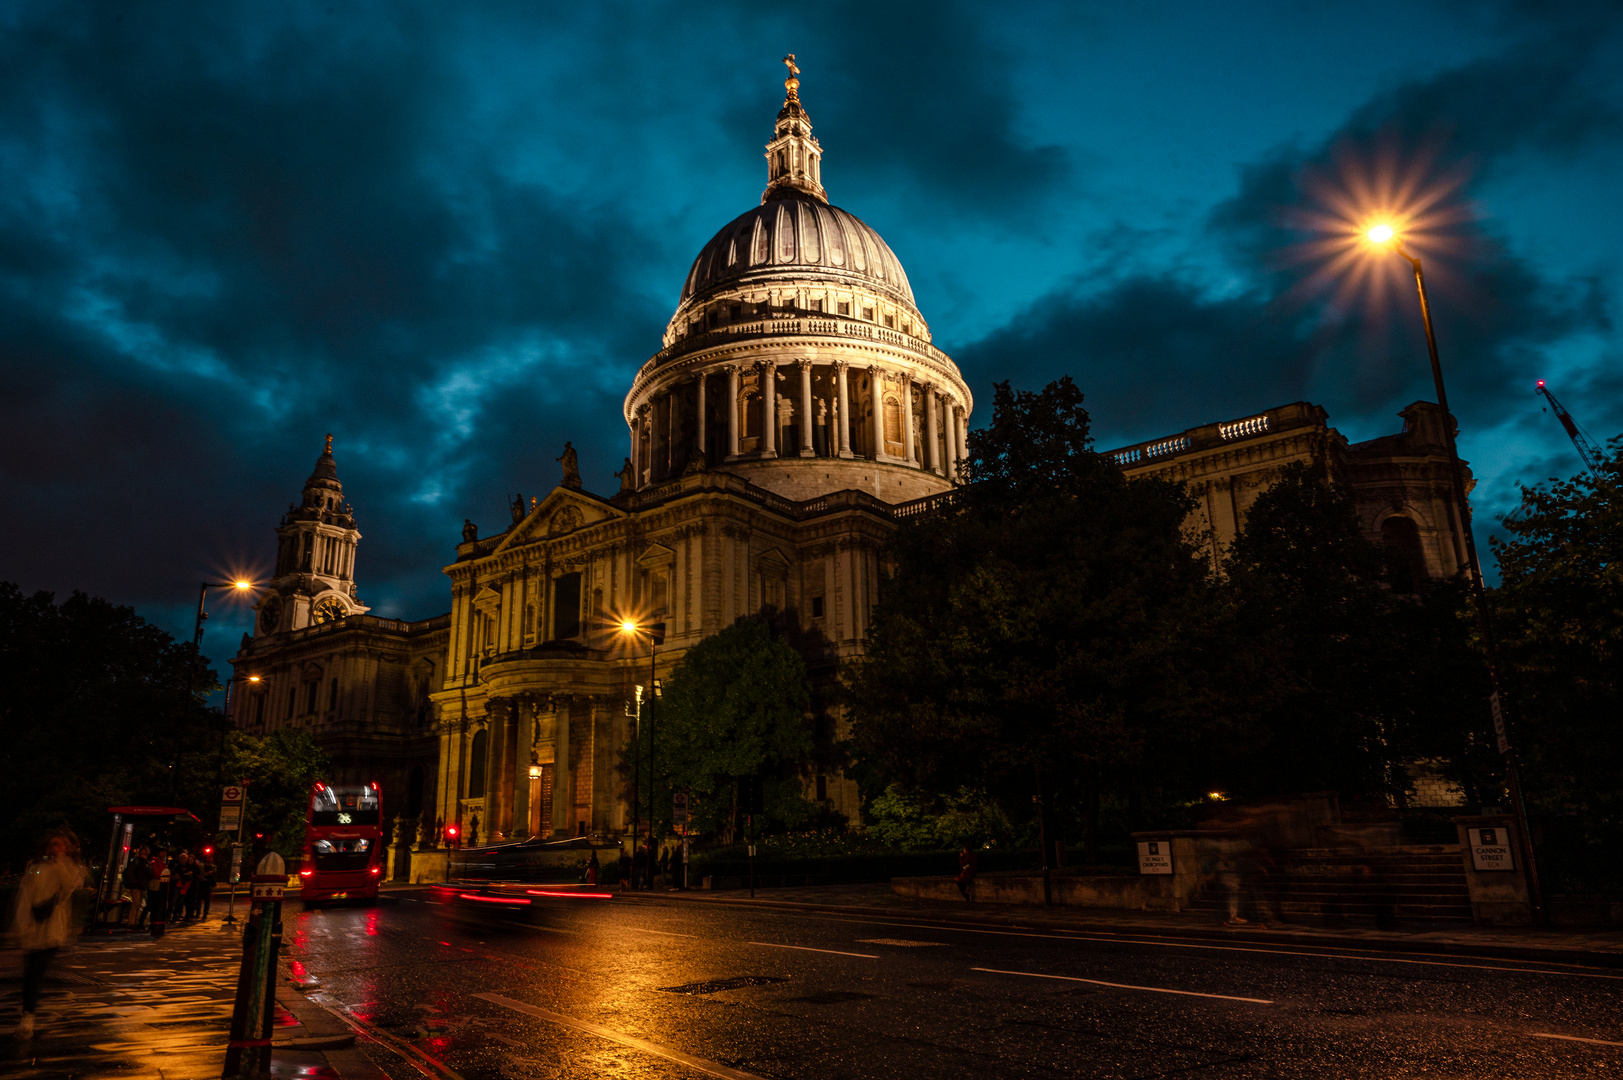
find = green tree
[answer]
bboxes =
[226,728,330,860]
[1222,462,1487,802]
[845,378,1234,858]
[1491,439,1623,875]
[0,584,222,872]
[633,616,814,841]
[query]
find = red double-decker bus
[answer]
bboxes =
[299,782,383,904]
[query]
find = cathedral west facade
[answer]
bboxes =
[228,63,1471,854]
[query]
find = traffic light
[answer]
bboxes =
[445,823,460,849]
[203,845,214,857]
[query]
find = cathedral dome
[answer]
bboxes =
[622,58,971,507]
[677,195,917,313]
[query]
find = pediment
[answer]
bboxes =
[755,547,791,572]
[472,585,502,615]
[495,487,622,552]
[637,542,677,568]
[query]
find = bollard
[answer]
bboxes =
[222,853,285,1080]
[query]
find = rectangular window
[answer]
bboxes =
[255,695,265,726]
[884,313,895,328]
[809,298,823,313]
[328,678,339,713]
[902,321,911,335]
[652,571,669,617]
[552,572,582,640]
[816,774,827,801]
[306,681,320,714]
[287,687,296,720]
[810,595,825,619]
[862,306,874,321]
[837,301,850,316]
[729,303,741,321]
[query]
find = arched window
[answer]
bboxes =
[467,728,488,798]
[883,394,902,444]
[1381,516,1426,594]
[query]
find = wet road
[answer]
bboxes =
[287,888,1623,1079]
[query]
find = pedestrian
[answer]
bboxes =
[585,850,599,886]
[170,851,196,922]
[147,848,169,936]
[658,847,670,887]
[10,827,88,1039]
[1212,850,1245,926]
[122,846,152,927]
[183,853,206,921]
[616,848,632,891]
[198,854,218,920]
[632,845,648,890]
[955,843,978,900]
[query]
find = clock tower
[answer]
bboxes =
[253,434,369,636]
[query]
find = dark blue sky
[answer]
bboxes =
[3,1,1620,666]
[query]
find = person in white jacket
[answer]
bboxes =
[11,829,88,1040]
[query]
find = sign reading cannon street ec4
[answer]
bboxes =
[1467,827,1516,872]
[1137,840,1173,875]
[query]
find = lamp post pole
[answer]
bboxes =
[1392,239,1543,922]
[629,690,642,890]
[646,637,658,890]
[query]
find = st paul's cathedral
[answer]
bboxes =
[228,63,1471,858]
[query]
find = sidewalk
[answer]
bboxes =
[622,881,1623,968]
[0,912,394,1080]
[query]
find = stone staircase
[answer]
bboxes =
[1192,844,1473,923]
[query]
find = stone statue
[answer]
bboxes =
[462,519,478,543]
[510,493,526,523]
[615,457,636,493]
[557,442,582,490]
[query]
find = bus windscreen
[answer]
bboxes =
[310,785,381,827]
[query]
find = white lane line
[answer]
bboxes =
[474,992,765,1080]
[1527,1032,1623,1048]
[637,927,703,939]
[748,941,879,959]
[972,966,1274,1004]
[812,916,1623,982]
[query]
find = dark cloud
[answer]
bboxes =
[956,15,1619,491]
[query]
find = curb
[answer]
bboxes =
[615,890,1623,969]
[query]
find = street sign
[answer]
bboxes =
[250,881,285,900]
[1490,692,1509,754]
[222,785,244,804]
[1467,827,1516,872]
[739,776,764,815]
[672,791,689,827]
[1136,840,1173,875]
[219,805,242,831]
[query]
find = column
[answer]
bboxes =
[869,365,885,460]
[957,410,969,463]
[924,385,940,474]
[695,372,707,464]
[760,361,778,458]
[551,700,571,837]
[835,362,852,459]
[798,360,815,458]
[943,400,959,483]
[628,422,637,476]
[511,698,531,839]
[901,374,916,466]
[726,365,741,459]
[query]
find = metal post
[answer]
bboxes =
[1034,764,1052,908]
[646,640,657,890]
[224,854,286,1080]
[1401,246,1544,922]
[748,813,755,899]
[629,692,641,889]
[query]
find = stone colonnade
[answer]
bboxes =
[631,360,969,487]
[435,691,631,842]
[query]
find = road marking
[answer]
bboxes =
[972,966,1273,1004]
[748,942,879,959]
[1528,1032,1623,1048]
[810,915,1623,982]
[856,938,947,947]
[637,927,703,939]
[307,996,465,1080]
[474,992,766,1080]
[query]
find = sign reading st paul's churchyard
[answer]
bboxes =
[1137,840,1173,875]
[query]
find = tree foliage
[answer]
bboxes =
[845,378,1238,854]
[629,616,814,840]
[1491,439,1623,831]
[0,584,327,871]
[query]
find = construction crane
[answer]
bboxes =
[1536,379,1604,477]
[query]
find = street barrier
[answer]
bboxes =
[222,853,286,1080]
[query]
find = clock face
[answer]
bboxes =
[312,596,347,624]
[258,595,283,634]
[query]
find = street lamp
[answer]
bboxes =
[1365,223,1544,921]
[618,618,665,889]
[195,579,256,650]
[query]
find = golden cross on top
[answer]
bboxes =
[325,433,333,454]
[783,54,799,80]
